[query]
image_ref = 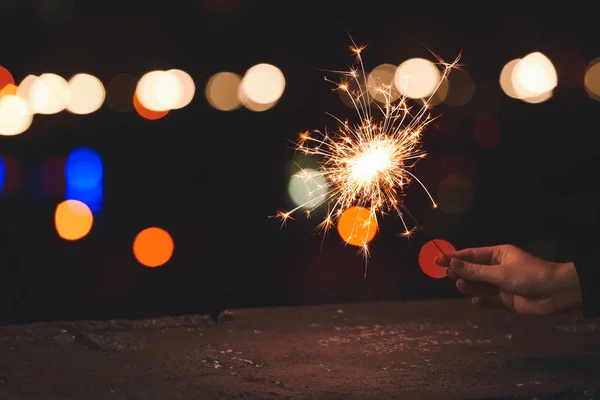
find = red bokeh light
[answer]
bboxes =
[418,239,455,278]
[2,155,23,193]
[0,66,14,91]
[133,93,169,120]
[473,117,501,149]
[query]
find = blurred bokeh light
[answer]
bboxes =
[0,94,33,136]
[584,58,600,101]
[65,147,103,214]
[66,73,105,115]
[54,199,93,241]
[436,174,474,215]
[512,52,557,98]
[106,73,137,112]
[287,168,328,209]
[443,69,476,107]
[136,70,183,112]
[394,58,440,99]
[133,227,174,268]
[1,155,23,193]
[499,59,521,99]
[503,52,556,103]
[367,63,399,103]
[167,69,195,109]
[473,117,501,149]
[240,63,285,105]
[41,157,66,196]
[0,66,14,90]
[418,239,455,278]
[0,154,5,193]
[29,73,71,114]
[205,71,242,111]
[16,75,38,105]
[134,92,169,120]
[337,206,378,246]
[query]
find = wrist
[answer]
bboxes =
[552,262,584,312]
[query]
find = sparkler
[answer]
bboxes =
[276,41,460,273]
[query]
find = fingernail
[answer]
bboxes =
[434,255,443,265]
[456,279,464,289]
[450,258,463,269]
[472,297,480,305]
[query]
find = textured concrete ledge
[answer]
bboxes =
[0,298,599,399]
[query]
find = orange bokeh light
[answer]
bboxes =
[54,200,93,241]
[0,66,14,91]
[0,83,17,98]
[133,92,168,120]
[337,206,378,246]
[418,239,455,278]
[133,227,174,268]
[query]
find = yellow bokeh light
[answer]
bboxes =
[29,73,71,114]
[287,168,329,209]
[240,63,285,105]
[0,94,33,136]
[367,63,400,103]
[205,71,242,111]
[584,59,600,101]
[54,199,93,241]
[0,83,17,99]
[66,73,105,114]
[337,206,378,247]
[133,227,174,268]
[136,70,184,112]
[167,69,195,109]
[512,52,557,99]
[394,58,440,99]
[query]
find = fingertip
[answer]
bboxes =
[472,296,480,305]
[435,255,449,266]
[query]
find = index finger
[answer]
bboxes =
[454,246,503,265]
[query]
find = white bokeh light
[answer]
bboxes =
[66,73,105,114]
[240,63,285,105]
[0,95,33,136]
[29,73,71,114]
[394,58,440,99]
[136,70,184,112]
[288,168,329,209]
[167,69,195,109]
[512,52,557,99]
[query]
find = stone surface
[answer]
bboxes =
[0,298,599,399]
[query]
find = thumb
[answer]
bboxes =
[450,258,504,286]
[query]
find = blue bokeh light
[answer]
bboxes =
[65,147,103,214]
[0,154,5,194]
[66,147,103,191]
[66,184,103,214]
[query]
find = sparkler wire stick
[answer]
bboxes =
[401,203,451,264]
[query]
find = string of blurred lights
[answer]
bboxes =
[0,49,600,274]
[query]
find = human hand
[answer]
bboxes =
[435,244,583,316]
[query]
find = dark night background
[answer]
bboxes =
[0,3,598,323]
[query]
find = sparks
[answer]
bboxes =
[275,41,460,271]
